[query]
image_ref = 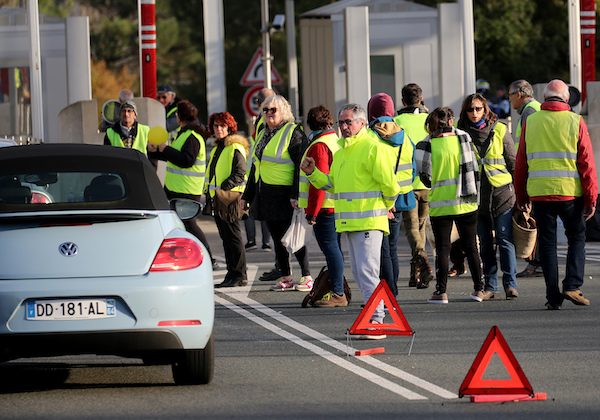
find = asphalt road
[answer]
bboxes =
[1,215,599,419]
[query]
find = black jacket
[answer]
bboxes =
[459,119,516,219]
[242,123,308,221]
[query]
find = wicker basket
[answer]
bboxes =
[513,211,537,259]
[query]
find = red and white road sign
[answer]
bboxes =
[240,47,282,86]
[242,85,279,118]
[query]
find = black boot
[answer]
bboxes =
[416,255,434,289]
[408,256,419,287]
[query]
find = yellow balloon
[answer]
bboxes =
[148,126,168,145]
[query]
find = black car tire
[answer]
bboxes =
[171,332,214,385]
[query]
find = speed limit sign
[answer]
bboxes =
[242,86,264,118]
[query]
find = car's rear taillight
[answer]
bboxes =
[31,191,52,204]
[150,238,203,271]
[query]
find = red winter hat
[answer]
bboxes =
[367,93,395,121]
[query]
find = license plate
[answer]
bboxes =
[26,298,116,320]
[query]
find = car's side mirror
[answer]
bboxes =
[170,198,202,220]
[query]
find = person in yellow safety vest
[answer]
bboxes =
[205,112,250,288]
[104,101,149,156]
[515,79,598,310]
[508,80,544,279]
[244,88,275,259]
[394,83,435,289]
[147,100,217,270]
[458,93,519,301]
[415,107,484,304]
[508,79,541,151]
[241,95,313,292]
[299,105,347,306]
[301,103,401,339]
[366,93,415,298]
[157,83,180,135]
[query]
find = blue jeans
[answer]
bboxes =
[478,209,517,292]
[380,211,401,296]
[533,199,587,306]
[313,212,345,296]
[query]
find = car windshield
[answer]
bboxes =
[0,171,128,205]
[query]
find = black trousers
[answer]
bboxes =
[431,210,483,293]
[267,219,310,278]
[214,215,247,282]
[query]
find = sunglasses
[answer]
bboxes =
[263,107,277,114]
[337,118,358,127]
[467,106,484,113]
[157,95,168,100]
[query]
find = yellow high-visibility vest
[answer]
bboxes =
[298,131,342,209]
[107,124,149,156]
[524,110,582,198]
[428,133,478,217]
[165,129,206,195]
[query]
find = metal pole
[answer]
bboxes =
[139,0,157,98]
[459,0,476,95]
[204,0,227,116]
[261,0,272,89]
[568,0,582,112]
[285,0,299,118]
[27,0,44,142]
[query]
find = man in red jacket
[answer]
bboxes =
[514,79,597,310]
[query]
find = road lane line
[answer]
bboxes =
[217,293,457,399]
[214,295,427,400]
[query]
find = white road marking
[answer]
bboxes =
[214,295,429,400]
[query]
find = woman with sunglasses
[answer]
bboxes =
[457,93,519,300]
[241,95,313,291]
[415,107,484,303]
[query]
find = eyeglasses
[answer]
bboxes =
[121,108,135,114]
[337,118,359,127]
[508,91,518,97]
[467,106,484,113]
[157,95,168,100]
[263,107,277,114]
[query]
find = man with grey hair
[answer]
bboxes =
[514,79,598,310]
[508,79,541,150]
[118,88,134,103]
[301,103,401,338]
[157,83,179,133]
[508,79,543,278]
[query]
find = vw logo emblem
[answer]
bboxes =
[59,242,78,257]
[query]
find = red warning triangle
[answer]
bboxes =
[459,326,534,397]
[348,280,413,336]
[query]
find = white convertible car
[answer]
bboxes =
[0,143,214,385]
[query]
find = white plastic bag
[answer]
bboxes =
[281,208,312,254]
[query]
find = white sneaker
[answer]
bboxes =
[358,320,386,340]
[295,276,313,292]
[270,278,294,291]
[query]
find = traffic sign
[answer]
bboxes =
[242,85,279,118]
[240,47,283,86]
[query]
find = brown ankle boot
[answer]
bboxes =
[416,255,434,289]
